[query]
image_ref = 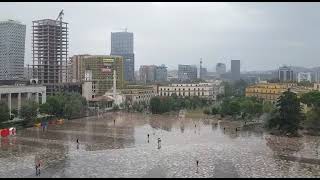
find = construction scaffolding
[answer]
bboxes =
[31,18,68,95]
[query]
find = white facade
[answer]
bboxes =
[0,20,26,80]
[121,86,157,105]
[297,72,312,82]
[0,85,46,115]
[82,70,94,100]
[314,83,320,91]
[158,82,224,100]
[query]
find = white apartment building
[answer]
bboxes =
[158,82,224,100]
[297,72,312,82]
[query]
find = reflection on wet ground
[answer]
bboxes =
[0,112,320,178]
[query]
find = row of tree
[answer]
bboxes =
[150,95,210,114]
[203,96,271,121]
[0,92,87,125]
[39,93,87,119]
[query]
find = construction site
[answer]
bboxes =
[30,10,69,95]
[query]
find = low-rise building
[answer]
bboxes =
[245,83,312,103]
[246,83,289,103]
[121,85,157,105]
[158,82,223,100]
[0,84,46,115]
[87,95,114,111]
[314,83,320,91]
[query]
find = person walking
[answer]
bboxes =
[35,163,38,176]
[114,119,116,125]
[147,134,150,143]
[158,138,161,149]
[37,161,41,176]
[196,160,199,173]
[76,138,79,144]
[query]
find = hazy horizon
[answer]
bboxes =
[1,2,320,72]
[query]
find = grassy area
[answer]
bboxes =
[185,108,208,119]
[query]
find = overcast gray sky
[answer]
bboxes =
[1,2,320,71]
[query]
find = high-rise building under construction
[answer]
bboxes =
[31,10,68,95]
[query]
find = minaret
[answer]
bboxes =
[113,70,116,98]
[200,58,203,79]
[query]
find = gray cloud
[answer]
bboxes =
[1,2,319,71]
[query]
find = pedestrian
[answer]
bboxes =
[147,134,150,143]
[37,161,41,176]
[158,138,161,149]
[114,119,116,125]
[35,163,38,176]
[195,124,196,128]
[76,139,79,144]
[196,160,199,167]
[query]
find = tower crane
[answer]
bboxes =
[56,10,64,22]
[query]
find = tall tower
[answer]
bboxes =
[231,60,240,81]
[110,30,134,82]
[199,58,203,79]
[0,20,26,80]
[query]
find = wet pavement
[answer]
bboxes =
[0,112,320,178]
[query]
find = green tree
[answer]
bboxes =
[222,82,233,97]
[64,98,82,119]
[113,104,119,111]
[211,107,219,115]
[150,97,161,114]
[300,91,320,107]
[0,101,10,123]
[203,108,210,115]
[266,89,304,136]
[20,100,39,123]
[263,101,275,113]
[229,100,241,117]
[300,91,320,134]
[39,92,87,118]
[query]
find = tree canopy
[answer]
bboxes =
[266,89,304,136]
[0,101,10,123]
[39,92,87,119]
[20,100,39,123]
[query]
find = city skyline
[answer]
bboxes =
[1,2,320,71]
